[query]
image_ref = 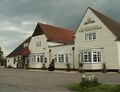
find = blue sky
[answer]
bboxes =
[0,0,120,56]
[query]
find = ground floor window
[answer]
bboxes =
[29,54,45,63]
[54,54,69,63]
[13,58,17,64]
[80,50,102,63]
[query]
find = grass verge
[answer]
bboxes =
[66,83,120,92]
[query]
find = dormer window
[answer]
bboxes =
[23,43,28,48]
[85,32,96,41]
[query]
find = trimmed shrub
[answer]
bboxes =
[79,62,84,73]
[65,62,71,71]
[102,62,107,73]
[42,63,47,70]
[48,59,55,71]
[80,75,100,88]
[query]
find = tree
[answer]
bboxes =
[0,47,6,66]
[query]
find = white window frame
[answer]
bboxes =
[29,54,45,63]
[79,49,102,63]
[36,41,41,47]
[85,32,96,41]
[54,54,69,63]
[23,43,28,48]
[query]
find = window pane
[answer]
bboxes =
[61,55,64,62]
[97,52,101,62]
[89,33,93,40]
[36,41,41,47]
[93,54,97,62]
[84,52,88,62]
[66,54,68,62]
[58,55,61,62]
[58,54,65,63]
[85,32,96,41]
[93,33,96,39]
[54,55,57,62]
[88,52,92,62]
[80,53,84,62]
[37,55,40,63]
[40,55,44,62]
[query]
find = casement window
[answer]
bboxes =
[29,54,45,63]
[36,41,41,47]
[36,55,44,63]
[40,55,44,63]
[29,55,35,62]
[80,50,101,63]
[85,32,96,41]
[54,55,57,62]
[23,43,28,48]
[37,55,40,62]
[65,54,68,62]
[13,58,17,64]
[58,54,64,62]
[45,58,47,63]
[54,54,69,63]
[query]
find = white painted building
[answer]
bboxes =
[50,45,75,69]
[7,7,120,71]
[75,7,120,71]
[7,23,74,69]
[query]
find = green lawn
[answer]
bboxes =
[66,83,120,92]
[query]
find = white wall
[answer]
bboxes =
[29,35,48,53]
[7,57,17,68]
[50,45,74,69]
[75,8,118,70]
[29,34,50,68]
[117,42,120,70]
[29,62,48,68]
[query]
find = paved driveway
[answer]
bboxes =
[0,68,120,92]
[0,68,80,92]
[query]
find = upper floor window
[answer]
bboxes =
[85,32,96,41]
[23,43,28,48]
[36,41,41,47]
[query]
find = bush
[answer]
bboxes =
[79,62,84,73]
[65,62,71,71]
[25,62,29,69]
[80,75,100,88]
[48,59,55,71]
[102,62,107,73]
[41,63,47,70]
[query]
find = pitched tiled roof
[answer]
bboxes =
[32,23,75,44]
[18,47,31,56]
[89,7,120,40]
[7,37,31,57]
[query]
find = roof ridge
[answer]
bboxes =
[7,36,31,57]
[89,7,120,24]
[38,22,74,32]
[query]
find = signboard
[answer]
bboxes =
[79,25,102,33]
